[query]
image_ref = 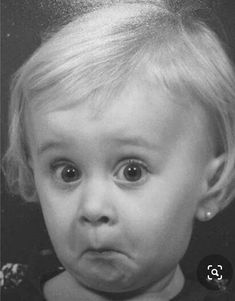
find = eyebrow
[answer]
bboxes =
[37,135,159,156]
[37,141,67,156]
[111,136,159,151]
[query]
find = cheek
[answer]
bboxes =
[126,180,197,261]
[34,179,77,252]
[131,204,193,256]
[131,209,193,282]
[40,200,81,266]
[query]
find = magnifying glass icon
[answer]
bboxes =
[211,268,219,277]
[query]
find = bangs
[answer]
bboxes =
[20,5,234,113]
[16,3,175,111]
[5,1,235,203]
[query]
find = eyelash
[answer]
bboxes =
[49,159,80,188]
[49,158,150,188]
[114,159,149,186]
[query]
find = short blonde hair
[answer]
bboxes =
[3,0,235,204]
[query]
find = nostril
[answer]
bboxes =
[100,216,109,224]
[82,216,90,223]
[81,215,110,225]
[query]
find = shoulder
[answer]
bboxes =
[172,279,207,300]
[43,270,89,301]
[43,271,74,301]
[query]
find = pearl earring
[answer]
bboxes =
[205,211,212,220]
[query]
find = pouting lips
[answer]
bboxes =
[83,248,125,257]
[86,248,120,254]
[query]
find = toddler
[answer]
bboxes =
[2,0,235,300]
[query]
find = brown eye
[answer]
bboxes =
[115,160,148,184]
[123,163,142,182]
[61,165,81,182]
[52,163,81,184]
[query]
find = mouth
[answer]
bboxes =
[82,247,126,259]
[85,248,121,254]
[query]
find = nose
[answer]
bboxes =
[77,178,118,227]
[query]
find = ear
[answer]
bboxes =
[196,154,226,222]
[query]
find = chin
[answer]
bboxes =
[71,256,141,293]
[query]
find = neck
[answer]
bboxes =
[44,265,185,301]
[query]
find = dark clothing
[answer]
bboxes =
[1,250,234,300]
[172,279,233,300]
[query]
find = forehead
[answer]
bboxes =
[26,78,210,157]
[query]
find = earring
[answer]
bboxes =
[205,211,213,220]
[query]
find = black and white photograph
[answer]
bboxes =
[1,1,235,300]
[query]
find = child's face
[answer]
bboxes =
[27,80,212,293]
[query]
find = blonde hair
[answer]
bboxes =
[3,0,235,205]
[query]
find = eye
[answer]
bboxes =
[115,160,148,183]
[51,162,81,183]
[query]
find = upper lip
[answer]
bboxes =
[81,243,131,259]
[81,232,130,257]
[82,241,126,255]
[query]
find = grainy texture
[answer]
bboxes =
[1,0,235,293]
